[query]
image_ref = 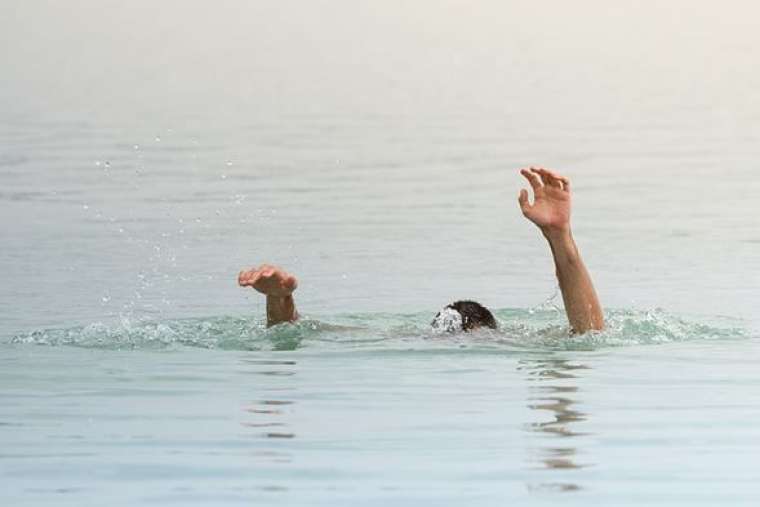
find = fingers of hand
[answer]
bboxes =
[534,167,570,191]
[238,269,261,287]
[238,269,253,285]
[284,275,298,291]
[546,170,570,191]
[529,167,559,190]
[520,168,543,192]
[531,167,557,189]
[239,264,295,294]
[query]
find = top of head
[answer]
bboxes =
[430,300,498,333]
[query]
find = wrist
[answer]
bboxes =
[266,294,298,325]
[542,226,580,264]
[266,294,294,305]
[541,225,572,243]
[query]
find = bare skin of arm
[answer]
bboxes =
[238,264,299,327]
[518,167,604,333]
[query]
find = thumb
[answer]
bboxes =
[518,189,530,211]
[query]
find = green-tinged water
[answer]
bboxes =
[3,310,755,505]
[7,309,745,352]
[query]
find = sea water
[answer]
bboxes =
[0,312,756,506]
[2,1,760,505]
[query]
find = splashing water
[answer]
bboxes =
[8,308,745,352]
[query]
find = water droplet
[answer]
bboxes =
[133,144,140,150]
[118,228,125,233]
[226,160,233,167]
[221,174,227,180]
[101,295,111,304]
[155,136,161,142]
[82,204,89,210]
[94,160,101,167]
[104,161,111,169]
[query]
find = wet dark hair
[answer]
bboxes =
[446,300,498,331]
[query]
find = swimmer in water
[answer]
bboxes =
[238,167,604,334]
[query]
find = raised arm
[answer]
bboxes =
[238,264,299,327]
[518,167,604,333]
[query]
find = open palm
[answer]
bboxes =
[518,167,572,232]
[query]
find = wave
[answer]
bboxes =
[6,308,746,352]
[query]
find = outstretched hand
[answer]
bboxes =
[518,167,572,234]
[238,264,298,297]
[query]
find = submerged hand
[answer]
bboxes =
[518,167,572,234]
[238,264,298,297]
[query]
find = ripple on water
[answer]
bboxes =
[6,308,745,352]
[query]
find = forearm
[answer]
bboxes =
[544,228,604,333]
[266,296,299,327]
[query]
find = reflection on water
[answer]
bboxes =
[519,357,591,493]
[240,358,297,457]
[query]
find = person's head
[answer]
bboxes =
[430,300,498,333]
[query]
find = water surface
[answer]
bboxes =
[1,1,760,504]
